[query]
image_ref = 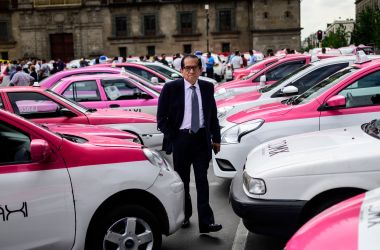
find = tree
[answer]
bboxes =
[322,24,348,48]
[351,7,380,50]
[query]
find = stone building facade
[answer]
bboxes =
[355,0,380,15]
[0,0,301,61]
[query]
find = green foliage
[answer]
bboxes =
[322,24,348,48]
[351,7,380,49]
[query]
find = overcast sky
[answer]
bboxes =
[301,0,356,40]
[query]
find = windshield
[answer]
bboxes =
[145,64,181,80]
[260,64,312,93]
[45,89,90,113]
[127,77,160,97]
[362,119,380,140]
[291,67,358,105]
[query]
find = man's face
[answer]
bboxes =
[180,57,202,85]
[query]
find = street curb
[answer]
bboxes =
[231,219,248,250]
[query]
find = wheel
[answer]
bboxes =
[86,205,162,250]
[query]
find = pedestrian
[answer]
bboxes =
[9,65,34,86]
[160,54,169,66]
[50,62,59,75]
[231,50,243,70]
[38,59,50,81]
[157,54,222,234]
[206,52,215,79]
[248,50,257,66]
[241,54,247,67]
[173,53,182,71]
[139,55,145,62]
[194,51,206,76]
[29,65,38,82]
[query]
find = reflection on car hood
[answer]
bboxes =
[87,108,156,123]
[216,90,261,107]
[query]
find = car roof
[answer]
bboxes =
[0,86,48,93]
[58,73,131,81]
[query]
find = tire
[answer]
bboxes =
[86,205,162,250]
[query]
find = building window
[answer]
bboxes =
[183,44,192,55]
[115,16,128,37]
[222,43,230,53]
[119,47,127,58]
[0,21,9,41]
[147,46,155,56]
[264,12,269,18]
[218,9,233,32]
[179,12,193,34]
[1,52,8,60]
[143,14,157,36]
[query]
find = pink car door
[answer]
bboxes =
[100,78,157,115]
[59,79,108,109]
[0,115,75,249]
[5,91,90,125]
[320,69,380,129]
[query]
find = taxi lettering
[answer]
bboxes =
[126,108,142,112]
[268,140,289,157]
[0,202,28,221]
[367,204,380,228]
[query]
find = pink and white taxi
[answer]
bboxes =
[0,108,184,250]
[0,87,162,148]
[216,56,363,120]
[214,55,380,178]
[215,55,312,100]
[286,187,380,250]
[232,56,279,80]
[50,74,159,115]
[230,119,380,237]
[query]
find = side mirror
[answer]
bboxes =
[30,139,51,163]
[59,108,76,117]
[282,85,299,95]
[324,95,346,109]
[151,77,159,84]
[171,73,180,78]
[259,75,267,88]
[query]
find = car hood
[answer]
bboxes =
[63,132,142,148]
[245,126,380,178]
[287,187,380,250]
[226,102,291,124]
[44,123,137,140]
[86,108,156,123]
[216,90,261,107]
[215,80,256,92]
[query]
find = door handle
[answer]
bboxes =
[109,104,120,108]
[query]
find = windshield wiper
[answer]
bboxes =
[362,119,380,139]
[282,95,298,105]
[87,108,97,113]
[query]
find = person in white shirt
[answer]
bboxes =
[173,53,182,71]
[231,50,243,70]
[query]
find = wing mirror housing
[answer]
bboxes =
[30,139,51,163]
[259,75,266,88]
[151,77,159,85]
[60,108,76,117]
[319,95,346,111]
[282,85,299,95]
[171,73,180,78]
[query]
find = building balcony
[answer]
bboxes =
[34,0,81,7]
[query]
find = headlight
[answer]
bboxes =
[221,119,264,144]
[143,148,171,171]
[217,106,234,119]
[243,171,266,195]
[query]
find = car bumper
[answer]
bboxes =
[229,173,306,237]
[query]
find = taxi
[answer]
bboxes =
[50,74,159,116]
[0,87,162,148]
[215,54,312,100]
[232,56,279,80]
[216,56,380,120]
[213,53,380,178]
[0,108,184,250]
[286,187,380,250]
[230,119,380,237]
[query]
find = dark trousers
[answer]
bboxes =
[172,128,214,229]
[206,68,214,79]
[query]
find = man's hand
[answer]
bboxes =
[212,143,221,154]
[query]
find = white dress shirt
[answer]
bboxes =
[180,80,204,130]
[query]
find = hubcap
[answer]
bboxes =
[103,217,154,250]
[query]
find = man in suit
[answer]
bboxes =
[157,54,222,234]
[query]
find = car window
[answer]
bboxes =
[125,66,165,83]
[339,70,380,108]
[101,79,150,100]
[62,80,101,102]
[0,121,31,164]
[255,60,306,82]
[0,95,4,110]
[145,65,180,80]
[7,92,64,119]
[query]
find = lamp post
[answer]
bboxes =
[205,4,209,52]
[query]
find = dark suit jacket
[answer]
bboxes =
[157,79,221,155]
